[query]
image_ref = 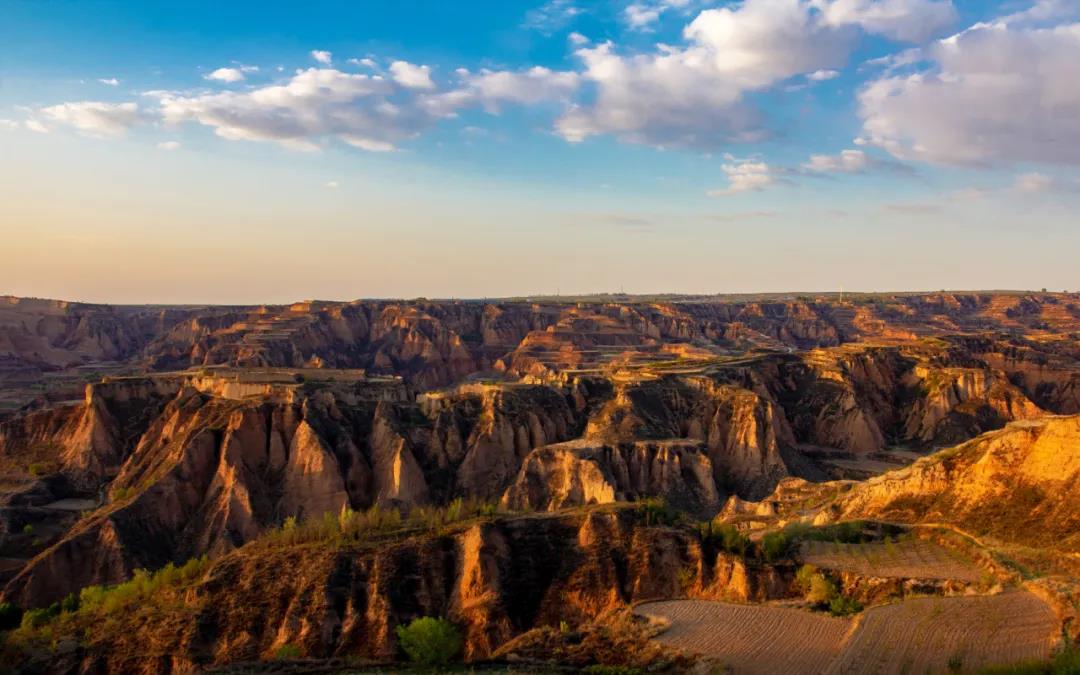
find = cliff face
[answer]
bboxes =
[1,378,599,607]
[32,508,791,673]
[831,415,1080,552]
[501,439,720,515]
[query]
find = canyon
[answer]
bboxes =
[1,292,1079,672]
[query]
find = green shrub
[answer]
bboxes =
[21,524,34,536]
[827,595,862,616]
[700,521,751,556]
[273,643,302,660]
[636,497,678,527]
[761,530,791,562]
[395,617,462,666]
[60,592,79,614]
[111,486,135,502]
[27,463,51,477]
[0,602,22,631]
[20,607,56,630]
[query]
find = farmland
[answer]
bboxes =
[800,538,983,582]
[638,591,1057,674]
[825,591,1057,674]
[634,600,853,674]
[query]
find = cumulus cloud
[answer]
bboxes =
[157,140,181,150]
[451,66,580,110]
[556,1,857,148]
[310,50,333,65]
[804,148,872,172]
[157,67,447,152]
[554,0,969,149]
[708,159,779,196]
[205,68,244,83]
[815,0,958,42]
[807,68,840,81]
[349,57,377,68]
[98,78,120,86]
[859,18,1080,166]
[36,101,146,137]
[389,61,435,89]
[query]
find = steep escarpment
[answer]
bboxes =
[501,439,720,515]
[8,508,792,673]
[830,415,1080,551]
[1,379,601,607]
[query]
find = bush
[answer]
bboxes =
[111,486,135,502]
[273,643,302,660]
[761,531,791,562]
[395,617,462,666]
[0,602,22,631]
[700,521,751,556]
[27,463,51,477]
[636,497,678,527]
[20,607,57,630]
[60,592,79,614]
[21,524,34,536]
[827,595,862,617]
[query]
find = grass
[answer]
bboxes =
[260,499,502,548]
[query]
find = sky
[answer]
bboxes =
[1,0,1079,304]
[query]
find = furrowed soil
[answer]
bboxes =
[826,591,1058,675]
[634,600,853,675]
[800,539,983,582]
[637,591,1058,675]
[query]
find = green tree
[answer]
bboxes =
[395,617,462,666]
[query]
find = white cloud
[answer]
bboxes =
[557,1,856,148]
[708,159,777,196]
[349,57,378,68]
[803,148,871,172]
[157,140,181,150]
[859,19,1080,166]
[205,64,259,83]
[37,101,146,137]
[158,67,438,152]
[807,68,840,81]
[998,0,1080,26]
[624,0,695,30]
[568,31,589,45]
[625,3,663,29]
[205,68,245,83]
[325,180,340,188]
[0,119,18,131]
[25,119,48,134]
[389,61,435,90]
[523,0,582,34]
[815,0,958,42]
[98,78,120,86]
[310,50,333,65]
[453,66,580,110]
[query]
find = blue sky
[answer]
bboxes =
[2,0,1079,303]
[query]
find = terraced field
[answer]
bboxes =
[638,591,1057,674]
[800,538,982,582]
[825,591,1058,674]
[634,600,853,674]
